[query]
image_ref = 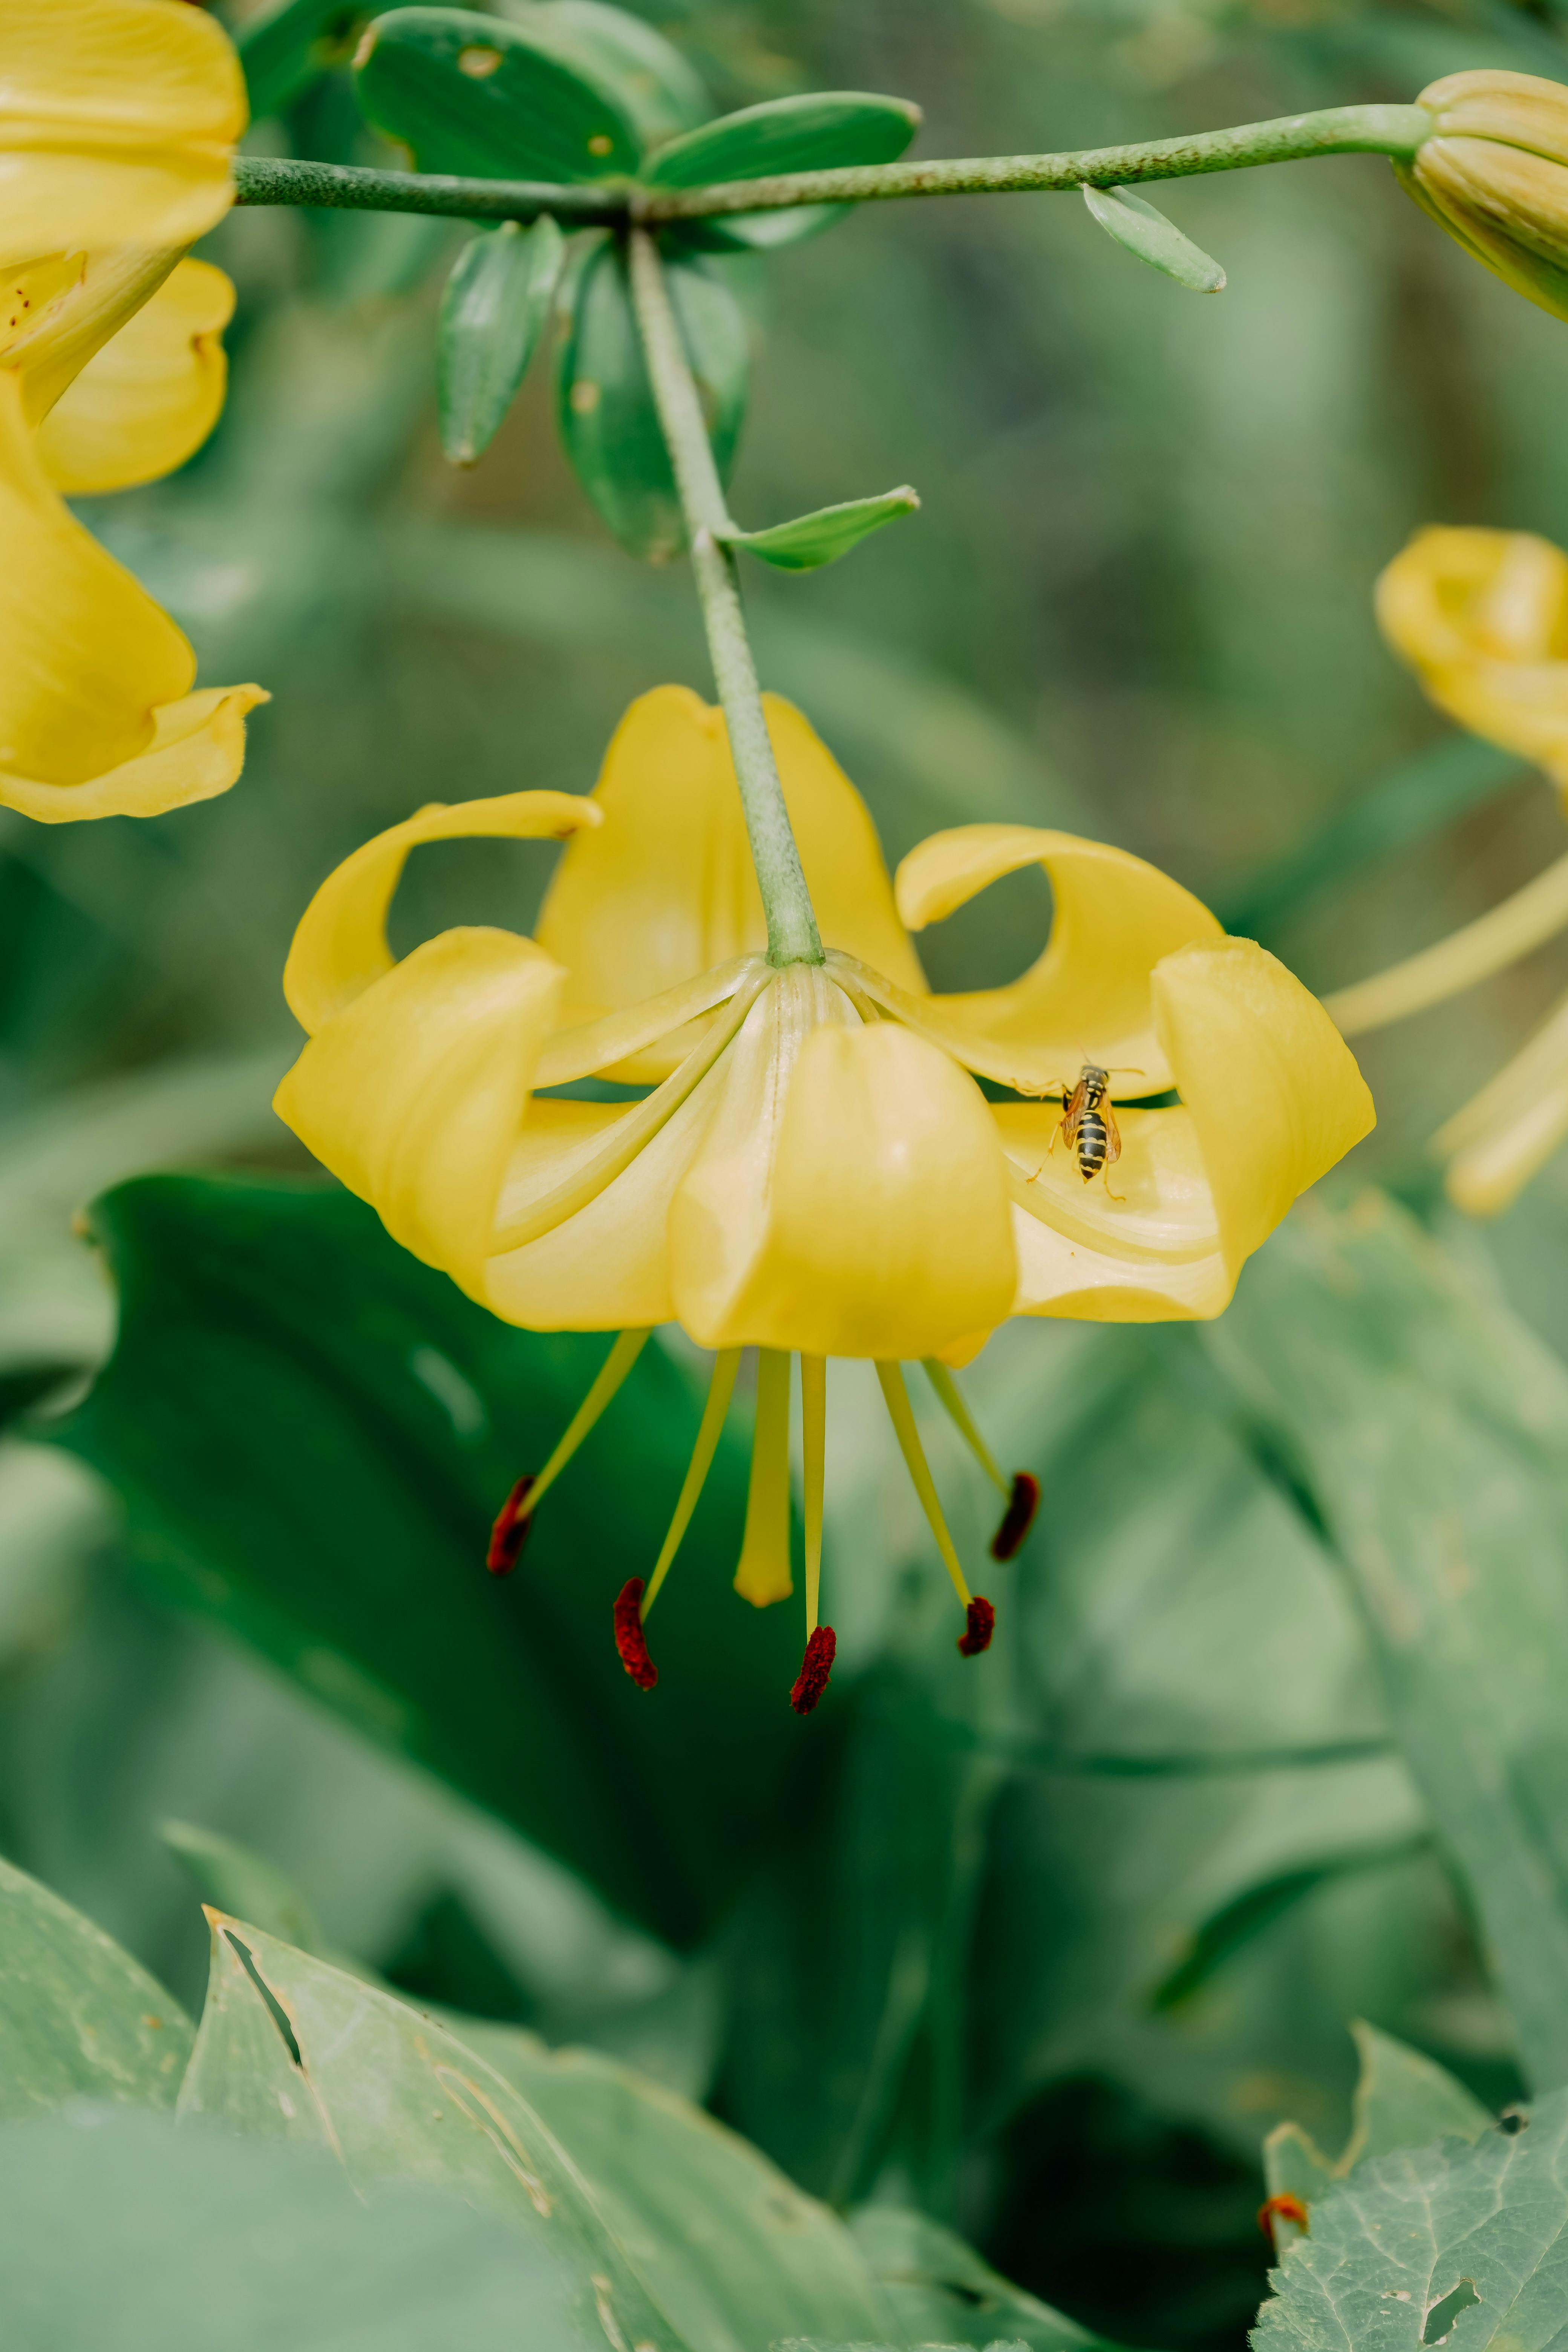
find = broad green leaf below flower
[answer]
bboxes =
[354,5,643,181]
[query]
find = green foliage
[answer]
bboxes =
[1080,187,1226,295]
[648,91,920,250]
[496,2,711,148]
[0,1856,192,2119]
[721,487,921,571]
[236,0,369,120]
[354,6,644,180]
[438,215,565,464]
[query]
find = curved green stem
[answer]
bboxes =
[232,153,622,222]
[626,227,823,969]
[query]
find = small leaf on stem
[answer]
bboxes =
[438,214,564,465]
[1082,183,1227,292]
[720,486,919,571]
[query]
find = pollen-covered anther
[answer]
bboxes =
[614,1577,658,1690]
[485,1475,536,1576]
[789,1625,836,1715]
[958,1596,996,1657]
[1257,2193,1310,2239]
[990,1471,1040,1562]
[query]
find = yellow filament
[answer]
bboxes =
[1435,982,1568,1216]
[734,1350,794,1608]
[642,1348,742,1618]
[876,1361,972,1608]
[525,1329,651,1514]
[1324,847,1568,1037]
[801,1355,826,1636]
[922,1360,1008,1496]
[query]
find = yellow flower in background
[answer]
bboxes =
[0,0,245,273]
[1405,70,1568,322]
[275,689,1372,1706]
[1331,527,1568,1216]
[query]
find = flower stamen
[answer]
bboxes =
[642,1346,743,1616]
[876,1361,988,1640]
[958,1596,996,1656]
[802,1354,826,1636]
[789,1624,836,1714]
[922,1360,1040,1560]
[487,1328,651,1566]
[486,1474,536,1576]
[614,1577,658,1689]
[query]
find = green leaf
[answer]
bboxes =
[848,2207,1118,2352]
[721,487,919,572]
[354,6,643,182]
[237,0,367,120]
[1149,1836,1431,2012]
[647,91,920,252]
[0,1854,192,2118]
[1206,1196,1568,2092]
[159,1819,329,1956]
[46,1174,810,1949]
[497,1,710,148]
[0,2105,593,2349]
[557,236,747,561]
[1081,185,1226,294]
[439,215,565,465]
[1254,2082,1568,2352]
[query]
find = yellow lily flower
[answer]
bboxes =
[274,688,1372,1704]
[1331,526,1568,1214]
[1403,70,1568,325]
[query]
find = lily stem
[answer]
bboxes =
[231,104,1431,227]
[626,226,823,969]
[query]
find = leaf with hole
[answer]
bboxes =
[1081,185,1226,294]
[557,236,747,560]
[497,1,710,148]
[354,6,643,182]
[160,1819,330,1957]
[439,215,565,464]
[721,487,920,572]
[648,91,921,251]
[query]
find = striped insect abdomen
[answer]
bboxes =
[1076,1112,1109,1178]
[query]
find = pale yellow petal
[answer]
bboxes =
[283,790,601,1035]
[35,256,232,493]
[535,684,926,1060]
[669,969,1018,1357]
[0,681,265,822]
[1007,1198,1232,1322]
[888,824,1222,1093]
[0,364,195,785]
[0,1,245,268]
[274,929,564,1292]
[1154,938,1375,1279]
[1375,527,1568,789]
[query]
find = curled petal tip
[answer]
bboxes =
[789,1624,836,1714]
[958,1595,996,1657]
[614,1576,658,1689]
[486,1474,536,1575]
[990,1472,1040,1562]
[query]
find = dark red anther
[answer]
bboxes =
[1257,2193,1309,2240]
[789,1625,836,1715]
[990,1470,1040,1561]
[614,1577,658,1690]
[957,1596,995,1657]
[486,1475,536,1575]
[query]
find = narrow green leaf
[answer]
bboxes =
[159,1820,329,1956]
[1082,185,1226,294]
[848,2207,1121,2352]
[557,236,747,561]
[354,6,643,182]
[0,1854,192,2118]
[0,2107,590,2350]
[237,0,366,120]
[439,215,564,465]
[1207,1194,1568,2092]
[498,1,710,148]
[648,91,920,251]
[721,486,919,572]
[1149,1836,1430,2012]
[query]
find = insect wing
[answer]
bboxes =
[1101,1101,1122,1168]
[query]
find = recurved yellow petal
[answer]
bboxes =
[35,256,233,493]
[0,0,246,270]
[885,824,1222,1093]
[0,364,194,785]
[283,790,601,1035]
[1154,937,1375,1279]
[274,928,564,1291]
[535,685,926,1058]
[670,970,1018,1356]
[0,681,266,822]
[1376,527,1568,789]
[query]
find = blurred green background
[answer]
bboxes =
[9,2,1568,2346]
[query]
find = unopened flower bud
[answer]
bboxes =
[1403,69,1568,321]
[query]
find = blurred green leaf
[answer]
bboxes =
[1263,2018,1491,2235]
[0,1854,191,2119]
[557,237,747,560]
[159,1819,329,1956]
[848,2207,1122,2352]
[1081,187,1226,295]
[722,487,920,571]
[354,5,643,180]
[0,2105,591,2350]
[1254,2081,1568,2352]
[237,0,368,119]
[648,90,920,251]
[46,1174,814,1950]
[495,0,711,147]
[439,215,565,465]
[1149,1836,1430,2014]
[1207,1196,1568,2093]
